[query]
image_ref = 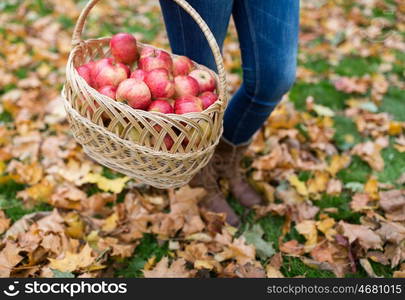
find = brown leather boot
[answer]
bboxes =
[212,138,262,207]
[189,162,240,227]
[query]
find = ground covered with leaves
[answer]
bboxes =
[0,0,404,278]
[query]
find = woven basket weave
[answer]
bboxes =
[62,0,228,189]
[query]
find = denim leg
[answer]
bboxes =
[159,0,233,72]
[223,0,300,145]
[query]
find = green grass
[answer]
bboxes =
[302,58,331,74]
[348,259,395,278]
[379,88,405,121]
[281,256,336,277]
[0,1,20,13]
[333,115,363,151]
[57,15,75,29]
[257,214,284,250]
[337,155,372,184]
[0,110,13,123]
[102,167,125,179]
[14,67,29,79]
[116,233,169,278]
[377,146,405,184]
[335,56,381,77]
[289,81,349,111]
[313,193,362,224]
[0,84,17,95]
[0,180,52,221]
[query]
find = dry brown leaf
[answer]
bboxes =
[350,193,373,212]
[326,179,343,195]
[351,141,384,171]
[0,210,11,235]
[379,190,405,221]
[376,221,405,244]
[143,257,195,278]
[279,240,305,256]
[49,183,86,210]
[0,242,23,277]
[339,221,383,250]
[223,262,266,278]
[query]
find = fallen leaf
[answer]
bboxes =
[339,221,383,250]
[296,220,318,252]
[84,173,130,193]
[379,190,405,221]
[0,210,11,235]
[143,257,195,278]
[102,212,119,232]
[49,244,99,273]
[288,175,309,197]
[279,240,305,256]
[0,242,23,277]
[243,224,275,260]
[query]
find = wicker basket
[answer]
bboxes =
[62,0,228,189]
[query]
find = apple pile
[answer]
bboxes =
[76,33,218,116]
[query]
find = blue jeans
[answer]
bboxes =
[159,0,300,145]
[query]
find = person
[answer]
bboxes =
[159,0,300,226]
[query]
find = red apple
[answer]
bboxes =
[76,64,93,86]
[92,58,130,89]
[148,100,174,114]
[189,69,216,93]
[199,91,218,109]
[139,47,173,72]
[144,68,175,99]
[173,55,194,76]
[98,85,117,99]
[130,69,148,81]
[174,96,203,114]
[157,97,175,107]
[110,33,139,65]
[116,78,151,109]
[174,75,199,97]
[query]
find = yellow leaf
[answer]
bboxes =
[364,177,379,200]
[144,256,157,271]
[185,233,212,242]
[102,212,119,232]
[64,212,85,239]
[194,259,216,270]
[327,154,351,176]
[266,265,284,278]
[17,179,54,203]
[0,161,5,175]
[288,175,308,197]
[316,217,336,240]
[49,244,98,273]
[388,121,402,135]
[84,173,130,193]
[308,171,330,194]
[296,220,318,252]
[394,144,405,153]
[85,230,100,248]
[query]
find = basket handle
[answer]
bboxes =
[71,0,228,108]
